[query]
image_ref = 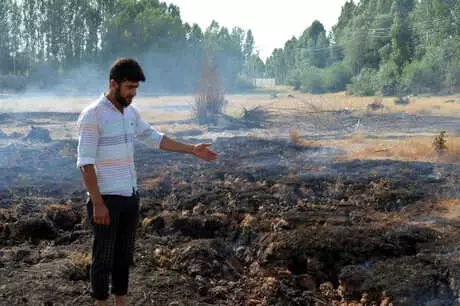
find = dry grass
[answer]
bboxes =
[141,176,167,191]
[69,252,91,267]
[152,247,172,268]
[4,91,460,146]
[437,198,460,220]
[3,91,460,118]
[288,128,316,147]
[333,133,460,163]
[142,217,153,228]
[45,204,71,214]
[62,252,91,280]
[289,129,300,145]
[268,92,460,117]
[240,214,256,230]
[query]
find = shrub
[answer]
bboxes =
[378,60,400,96]
[400,50,444,94]
[347,68,379,96]
[323,62,353,92]
[300,66,325,94]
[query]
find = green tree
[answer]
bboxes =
[0,1,11,74]
[243,29,255,60]
[389,0,415,72]
[244,54,265,78]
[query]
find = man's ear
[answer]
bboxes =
[110,79,119,89]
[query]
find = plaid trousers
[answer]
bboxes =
[86,192,139,301]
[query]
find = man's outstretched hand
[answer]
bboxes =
[159,136,217,161]
[192,143,217,161]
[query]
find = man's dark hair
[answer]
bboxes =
[109,58,146,83]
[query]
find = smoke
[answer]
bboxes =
[11,63,106,98]
[5,49,248,99]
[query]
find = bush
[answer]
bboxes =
[444,59,460,93]
[347,68,379,96]
[400,49,444,95]
[323,62,353,92]
[287,70,302,91]
[378,60,400,96]
[300,66,325,94]
[433,131,447,154]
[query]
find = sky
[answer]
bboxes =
[164,0,350,60]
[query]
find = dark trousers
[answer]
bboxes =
[86,192,139,301]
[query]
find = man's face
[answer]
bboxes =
[113,80,139,108]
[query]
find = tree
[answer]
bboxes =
[389,0,415,72]
[0,1,11,74]
[244,54,265,78]
[243,29,255,60]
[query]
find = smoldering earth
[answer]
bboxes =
[0,95,460,306]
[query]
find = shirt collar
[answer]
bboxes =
[99,93,123,113]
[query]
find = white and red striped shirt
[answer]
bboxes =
[77,95,164,196]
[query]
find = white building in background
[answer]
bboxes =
[251,78,276,88]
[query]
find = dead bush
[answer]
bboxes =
[394,96,410,105]
[297,97,359,132]
[241,106,273,126]
[367,98,385,111]
[289,129,300,146]
[433,131,447,154]
[193,56,226,124]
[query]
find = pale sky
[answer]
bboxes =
[164,0,349,60]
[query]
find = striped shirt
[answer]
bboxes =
[77,94,164,196]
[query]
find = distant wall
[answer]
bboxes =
[251,78,276,88]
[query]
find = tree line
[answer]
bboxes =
[265,0,460,96]
[0,0,264,94]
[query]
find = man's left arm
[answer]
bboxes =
[159,136,217,162]
[134,108,216,161]
[159,136,193,154]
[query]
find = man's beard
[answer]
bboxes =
[115,88,131,108]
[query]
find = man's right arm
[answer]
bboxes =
[77,108,110,225]
[80,164,102,205]
[80,165,110,225]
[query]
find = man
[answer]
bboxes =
[77,58,217,306]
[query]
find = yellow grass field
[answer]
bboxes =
[328,134,460,163]
[3,90,460,163]
[3,90,460,117]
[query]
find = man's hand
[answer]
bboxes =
[80,165,109,225]
[192,143,217,161]
[159,136,217,161]
[93,197,110,225]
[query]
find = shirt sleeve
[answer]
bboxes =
[133,108,164,149]
[76,108,99,168]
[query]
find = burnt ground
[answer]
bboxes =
[0,111,460,305]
